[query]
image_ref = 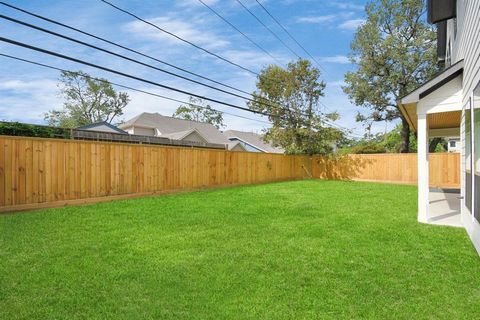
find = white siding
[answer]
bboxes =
[133,127,155,136]
[452,0,480,105]
[453,0,480,254]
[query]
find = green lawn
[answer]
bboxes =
[1,180,479,319]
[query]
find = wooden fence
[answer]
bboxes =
[0,136,461,212]
[311,153,460,188]
[0,136,311,212]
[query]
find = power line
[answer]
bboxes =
[251,0,347,98]
[253,0,329,74]
[95,0,339,117]
[0,53,272,125]
[234,0,301,60]
[99,0,260,76]
[2,50,361,139]
[0,22,346,132]
[0,36,273,117]
[0,3,357,137]
[196,0,280,64]
[0,1,253,97]
[1,14,274,108]
[0,41,359,137]
[0,52,359,136]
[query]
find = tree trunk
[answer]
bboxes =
[429,137,442,153]
[399,117,410,153]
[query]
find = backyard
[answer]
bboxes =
[1,180,479,319]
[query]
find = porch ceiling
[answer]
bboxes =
[428,110,461,129]
[398,60,464,132]
[401,107,461,133]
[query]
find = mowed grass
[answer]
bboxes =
[1,180,479,319]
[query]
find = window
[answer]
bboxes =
[474,82,480,222]
[465,98,472,213]
[450,140,456,148]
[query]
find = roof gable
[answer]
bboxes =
[76,121,128,134]
[119,113,229,144]
[223,130,284,154]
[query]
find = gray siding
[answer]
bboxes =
[451,0,480,105]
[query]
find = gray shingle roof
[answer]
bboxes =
[223,130,284,154]
[77,121,128,134]
[119,113,229,144]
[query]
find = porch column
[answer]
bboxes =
[417,113,429,223]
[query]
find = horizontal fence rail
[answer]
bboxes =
[0,136,460,212]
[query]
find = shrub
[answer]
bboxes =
[0,121,71,139]
[351,144,387,154]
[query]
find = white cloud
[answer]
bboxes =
[319,55,350,64]
[0,79,60,122]
[329,2,364,11]
[124,16,229,50]
[222,49,287,70]
[296,15,336,24]
[338,19,365,31]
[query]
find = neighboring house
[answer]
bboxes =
[398,0,480,253]
[447,137,461,153]
[119,113,246,150]
[223,130,285,154]
[76,121,128,134]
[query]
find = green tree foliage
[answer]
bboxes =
[45,71,129,128]
[338,124,450,154]
[343,0,438,153]
[0,121,70,138]
[172,96,224,129]
[248,59,343,155]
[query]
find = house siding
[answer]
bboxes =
[182,131,207,143]
[449,0,480,252]
[228,138,263,153]
[133,127,155,136]
[450,0,480,105]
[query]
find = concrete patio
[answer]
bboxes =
[427,189,462,227]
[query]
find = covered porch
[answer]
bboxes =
[399,61,463,227]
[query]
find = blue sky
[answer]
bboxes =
[0,0,387,136]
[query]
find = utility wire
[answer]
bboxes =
[252,0,346,98]
[99,0,260,76]
[2,50,360,139]
[0,14,275,108]
[0,53,272,125]
[95,0,339,117]
[0,2,358,137]
[234,0,301,60]
[196,0,280,64]
[0,15,342,130]
[0,44,358,137]
[0,1,253,97]
[0,37,273,117]
[1,53,357,135]
[253,0,328,74]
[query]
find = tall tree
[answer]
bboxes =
[45,71,129,128]
[343,0,438,153]
[173,96,224,129]
[249,59,343,155]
